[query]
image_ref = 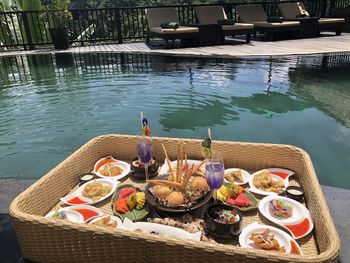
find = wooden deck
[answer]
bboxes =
[0,33,349,58]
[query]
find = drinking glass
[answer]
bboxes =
[205,151,225,204]
[137,136,153,181]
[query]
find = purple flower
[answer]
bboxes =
[142,117,149,127]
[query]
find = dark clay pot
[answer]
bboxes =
[49,28,69,50]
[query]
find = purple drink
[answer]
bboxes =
[205,163,224,190]
[137,142,152,164]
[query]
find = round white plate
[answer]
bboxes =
[259,196,314,239]
[45,209,84,223]
[94,156,131,180]
[60,178,119,206]
[123,217,201,241]
[89,215,123,229]
[159,159,205,175]
[249,168,293,196]
[239,222,298,254]
[259,196,304,225]
[224,168,250,185]
[64,204,104,223]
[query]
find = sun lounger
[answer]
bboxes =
[145,7,199,47]
[236,4,300,41]
[194,5,254,43]
[278,2,345,35]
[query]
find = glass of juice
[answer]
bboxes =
[137,136,153,181]
[205,151,224,203]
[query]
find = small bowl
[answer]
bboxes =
[79,173,95,185]
[285,186,304,201]
[204,204,243,239]
[130,157,158,179]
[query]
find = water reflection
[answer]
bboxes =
[0,52,349,189]
[160,94,239,131]
[231,91,311,117]
[289,53,350,128]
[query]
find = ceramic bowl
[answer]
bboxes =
[204,203,243,238]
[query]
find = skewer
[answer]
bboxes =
[180,164,195,191]
[176,142,180,183]
[208,128,212,141]
[178,143,184,183]
[146,180,181,189]
[193,159,206,173]
[162,143,173,176]
[140,112,144,130]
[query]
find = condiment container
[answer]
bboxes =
[79,173,95,185]
[285,186,304,202]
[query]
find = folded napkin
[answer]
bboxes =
[217,19,235,25]
[266,17,284,23]
[160,22,179,29]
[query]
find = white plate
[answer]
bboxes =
[89,215,123,229]
[159,159,205,175]
[123,218,201,241]
[259,196,314,239]
[94,156,131,180]
[60,178,119,206]
[249,168,294,196]
[45,209,84,223]
[64,205,104,223]
[239,222,303,255]
[224,168,250,185]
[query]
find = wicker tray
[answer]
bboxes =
[10,134,340,263]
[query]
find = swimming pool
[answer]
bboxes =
[0,52,349,189]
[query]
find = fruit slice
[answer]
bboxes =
[227,193,252,207]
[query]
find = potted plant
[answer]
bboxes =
[42,0,72,50]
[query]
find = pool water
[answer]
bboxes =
[0,52,349,189]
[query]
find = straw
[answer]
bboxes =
[140,112,144,130]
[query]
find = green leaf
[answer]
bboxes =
[201,137,211,148]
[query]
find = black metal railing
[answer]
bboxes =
[0,0,349,50]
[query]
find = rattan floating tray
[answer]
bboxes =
[10,134,340,263]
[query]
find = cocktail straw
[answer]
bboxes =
[140,111,144,130]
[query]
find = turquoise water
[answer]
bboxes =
[0,53,349,189]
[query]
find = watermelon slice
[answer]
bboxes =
[227,193,252,207]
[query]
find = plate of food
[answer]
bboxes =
[146,144,211,214]
[214,183,258,212]
[123,217,201,241]
[249,168,294,196]
[159,159,205,176]
[239,222,303,255]
[46,205,103,223]
[259,195,314,239]
[224,168,250,185]
[60,179,119,205]
[111,184,149,221]
[94,156,130,180]
[146,173,211,214]
[45,208,84,223]
[89,215,123,229]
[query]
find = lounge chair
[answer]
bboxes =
[145,7,199,48]
[236,4,300,41]
[194,5,254,43]
[278,2,345,35]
